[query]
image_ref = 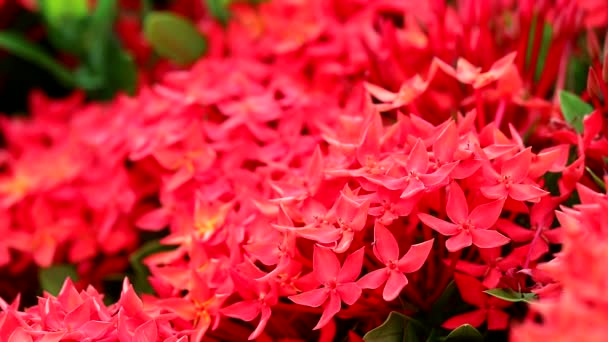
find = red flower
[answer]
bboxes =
[289,246,364,330]
[418,182,509,252]
[358,222,433,301]
[442,273,511,330]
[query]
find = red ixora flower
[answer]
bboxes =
[480,148,549,203]
[357,222,433,301]
[289,246,364,330]
[418,182,509,252]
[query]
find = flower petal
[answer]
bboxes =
[248,305,272,340]
[471,229,510,249]
[337,282,362,305]
[397,239,434,273]
[469,198,505,229]
[446,232,472,252]
[454,273,487,307]
[373,223,399,264]
[501,148,531,182]
[338,247,365,283]
[447,182,468,223]
[383,271,408,301]
[480,184,507,199]
[314,245,340,284]
[509,183,548,202]
[418,213,459,236]
[442,309,487,329]
[357,269,389,289]
[313,292,341,330]
[406,139,429,173]
[289,288,329,308]
[221,300,260,321]
[487,308,509,330]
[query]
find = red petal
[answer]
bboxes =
[383,271,407,301]
[364,82,398,102]
[135,208,171,231]
[406,139,429,173]
[314,245,340,284]
[221,300,260,321]
[495,219,534,242]
[132,320,158,342]
[397,239,434,273]
[338,247,365,283]
[487,309,509,330]
[501,148,531,182]
[441,309,487,329]
[373,223,399,264]
[447,182,469,224]
[357,269,389,289]
[453,273,487,307]
[314,293,341,330]
[480,184,507,199]
[399,179,425,199]
[446,232,472,252]
[433,121,457,164]
[8,328,33,342]
[469,198,504,229]
[470,230,510,249]
[289,288,329,308]
[509,184,548,202]
[249,305,272,340]
[418,213,459,236]
[337,282,362,305]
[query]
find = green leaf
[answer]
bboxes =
[534,23,552,81]
[363,312,407,342]
[129,240,175,294]
[144,11,207,65]
[206,0,232,25]
[559,90,594,133]
[0,31,75,87]
[39,264,79,296]
[429,281,458,326]
[39,0,88,24]
[39,0,90,53]
[444,324,483,342]
[484,288,537,303]
[585,167,606,191]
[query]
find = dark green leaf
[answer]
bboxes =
[484,288,537,303]
[39,264,79,296]
[404,321,423,342]
[566,56,590,94]
[430,281,458,326]
[559,90,594,133]
[129,240,175,294]
[363,312,406,342]
[206,0,232,25]
[585,167,606,191]
[534,23,552,81]
[444,324,483,342]
[144,11,207,65]
[0,32,75,87]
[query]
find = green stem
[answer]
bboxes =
[0,31,75,87]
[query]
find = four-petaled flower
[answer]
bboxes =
[418,182,510,252]
[289,246,364,330]
[358,222,434,301]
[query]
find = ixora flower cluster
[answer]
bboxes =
[0,0,608,341]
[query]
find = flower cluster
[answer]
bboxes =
[0,0,606,341]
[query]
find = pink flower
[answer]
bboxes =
[289,246,364,330]
[419,182,509,252]
[358,222,433,301]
